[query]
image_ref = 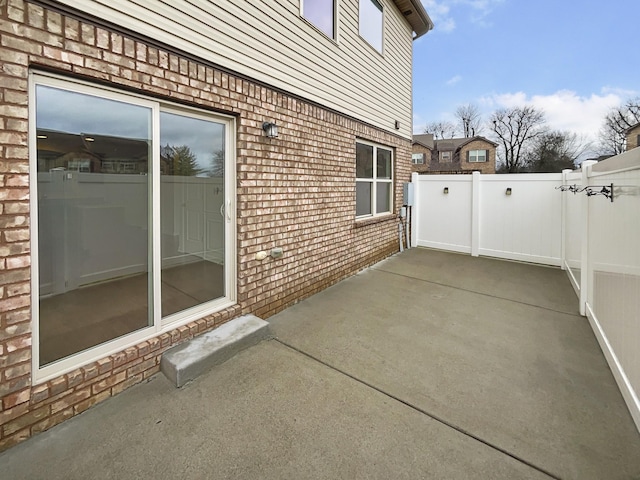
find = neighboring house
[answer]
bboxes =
[0,0,433,450]
[412,134,497,174]
[626,123,640,151]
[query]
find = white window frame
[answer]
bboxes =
[356,139,393,219]
[440,151,452,162]
[469,149,487,163]
[412,153,425,164]
[301,0,339,40]
[29,71,237,384]
[359,0,384,53]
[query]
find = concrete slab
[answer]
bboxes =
[0,341,551,480]
[377,248,579,315]
[2,248,638,479]
[271,249,640,479]
[160,314,270,387]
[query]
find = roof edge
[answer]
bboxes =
[393,0,434,39]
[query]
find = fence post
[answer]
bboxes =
[411,172,419,248]
[471,171,480,257]
[560,169,572,271]
[579,160,597,316]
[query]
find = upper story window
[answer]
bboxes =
[356,140,393,218]
[412,153,425,164]
[440,151,452,163]
[302,0,336,39]
[359,0,383,52]
[468,149,487,162]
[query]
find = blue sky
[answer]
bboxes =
[412,0,638,153]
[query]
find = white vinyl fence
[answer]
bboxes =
[410,171,564,265]
[568,151,640,431]
[410,150,640,432]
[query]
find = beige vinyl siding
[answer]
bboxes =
[53,0,415,138]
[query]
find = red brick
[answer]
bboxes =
[31,407,73,434]
[31,384,49,404]
[91,371,126,395]
[2,388,29,410]
[50,388,90,414]
[48,377,67,396]
[74,390,110,415]
[3,405,49,436]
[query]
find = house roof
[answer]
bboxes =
[413,133,434,149]
[625,122,640,134]
[413,134,497,151]
[393,0,434,39]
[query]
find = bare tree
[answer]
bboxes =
[455,103,483,138]
[490,106,546,173]
[160,144,202,176]
[209,149,225,177]
[523,131,590,172]
[598,97,640,155]
[424,121,456,140]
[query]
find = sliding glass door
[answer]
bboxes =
[32,73,235,372]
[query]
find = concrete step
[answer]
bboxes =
[160,314,271,387]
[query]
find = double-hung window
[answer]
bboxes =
[412,153,425,164]
[356,140,393,218]
[468,149,487,162]
[302,0,336,39]
[359,0,384,53]
[31,72,236,379]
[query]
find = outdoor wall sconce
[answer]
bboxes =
[262,122,278,138]
[505,187,512,196]
[443,187,449,194]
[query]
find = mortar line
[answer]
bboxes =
[372,266,582,318]
[274,337,563,480]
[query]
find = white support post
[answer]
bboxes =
[560,169,572,271]
[579,160,597,316]
[411,172,419,248]
[471,171,480,257]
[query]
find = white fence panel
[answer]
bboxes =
[411,172,563,266]
[412,174,473,254]
[478,174,562,265]
[581,150,640,432]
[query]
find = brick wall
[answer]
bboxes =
[411,144,431,173]
[0,0,411,451]
[626,125,640,151]
[458,139,496,174]
[412,139,496,175]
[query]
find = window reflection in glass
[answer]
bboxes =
[159,112,226,318]
[359,0,383,52]
[377,148,392,179]
[36,85,152,366]
[303,0,335,38]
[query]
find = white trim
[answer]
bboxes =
[586,303,640,433]
[563,260,581,298]
[417,240,471,254]
[30,70,238,384]
[477,249,561,267]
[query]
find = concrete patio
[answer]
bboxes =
[2,248,639,479]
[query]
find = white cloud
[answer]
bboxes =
[422,0,504,32]
[479,90,622,141]
[446,75,462,86]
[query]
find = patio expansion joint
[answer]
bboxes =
[273,337,563,480]
[372,267,582,319]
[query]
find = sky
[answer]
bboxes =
[412,0,639,157]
